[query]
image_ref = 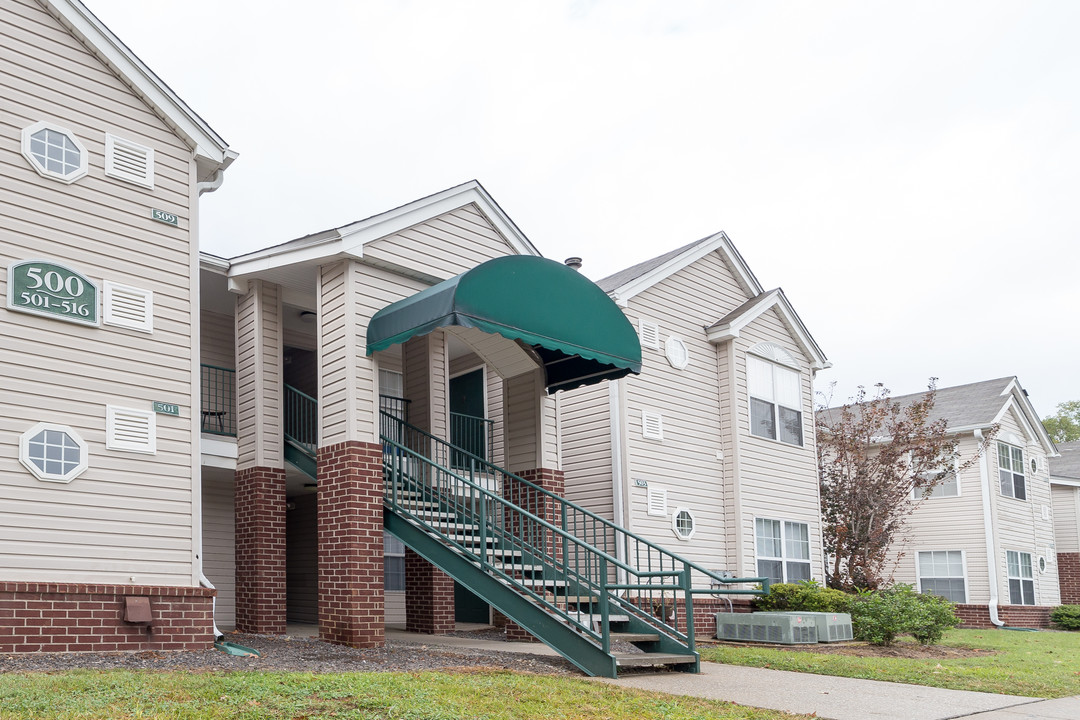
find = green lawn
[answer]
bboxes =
[699,628,1080,698]
[0,670,811,720]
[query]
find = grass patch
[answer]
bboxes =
[699,628,1080,698]
[0,669,810,719]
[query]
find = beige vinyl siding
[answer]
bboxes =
[504,371,540,472]
[201,310,235,369]
[319,261,427,446]
[616,250,744,578]
[234,281,282,468]
[201,469,235,630]
[385,592,405,625]
[732,308,822,581]
[362,206,519,281]
[403,333,448,438]
[286,494,318,624]
[890,433,990,603]
[562,381,615,521]
[0,0,198,585]
[1052,485,1080,553]
[992,409,1059,605]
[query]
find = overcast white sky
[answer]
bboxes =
[89,0,1080,419]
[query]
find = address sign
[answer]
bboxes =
[6,260,99,326]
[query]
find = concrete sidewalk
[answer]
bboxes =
[387,628,1080,720]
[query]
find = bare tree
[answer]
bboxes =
[816,380,996,592]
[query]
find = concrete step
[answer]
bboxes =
[614,652,697,667]
[610,632,661,643]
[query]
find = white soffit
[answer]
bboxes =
[607,232,763,308]
[44,0,235,175]
[443,325,539,379]
[226,181,539,280]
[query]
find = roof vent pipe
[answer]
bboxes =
[564,257,583,270]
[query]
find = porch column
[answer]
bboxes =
[401,333,456,634]
[233,280,287,634]
[316,260,384,648]
[503,369,563,641]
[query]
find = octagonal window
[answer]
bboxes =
[672,507,696,541]
[19,423,88,483]
[21,121,88,183]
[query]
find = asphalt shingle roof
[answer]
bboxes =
[1050,440,1080,480]
[596,236,713,293]
[817,377,1018,430]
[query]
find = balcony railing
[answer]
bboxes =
[200,364,236,436]
[450,411,493,467]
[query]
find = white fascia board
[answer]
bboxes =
[226,181,540,279]
[991,392,1056,454]
[46,0,233,170]
[705,289,831,370]
[199,253,230,274]
[1050,477,1080,488]
[610,232,764,308]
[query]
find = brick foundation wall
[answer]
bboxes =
[234,466,287,634]
[955,603,1053,629]
[0,582,215,654]
[505,468,564,642]
[318,441,384,648]
[405,549,455,634]
[1058,552,1080,605]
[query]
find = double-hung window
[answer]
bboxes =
[755,518,811,584]
[384,531,406,592]
[917,550,966,602]
[748,355,803,446]
[998,443,1026,500]
[1006,550,1035,605]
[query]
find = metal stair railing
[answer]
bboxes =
[284,383,318,460]
[380,411,770,660]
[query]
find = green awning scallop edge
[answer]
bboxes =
[366,256,642,392]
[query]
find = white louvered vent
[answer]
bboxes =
[642,410,663,440]
[103,282,153,333]
[639,319,660,350]
[105,134,154,189]
[647,487,668,517]
[106,406,157,454]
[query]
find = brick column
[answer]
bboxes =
[234,466,287,634]
[318,440,384,648]
[404,548,456,634]
[505,467,565,642]
[1058,552,1080,604]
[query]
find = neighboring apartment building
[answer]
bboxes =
[560,235,831,608]
[1049,440,1080,604]
[832,378,1060,628]
[1,0,235,653]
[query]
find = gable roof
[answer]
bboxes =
[706,288,830,370]
[596,232,763,306]
[1050,440,1080,483]
[43,0,236,181]
[227,180,539,280]
[818,377,1057,454]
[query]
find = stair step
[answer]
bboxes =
[610,632,661,643]
[613,652,697,667]
[571,613,630,625]
[545,594,600,605]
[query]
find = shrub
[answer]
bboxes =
[754,580,852,614]
[1050,605,1080,631]
[849,584,960,646]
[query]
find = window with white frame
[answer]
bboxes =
[755,518,811,584]
[671,508,695,540]
[384,531,405,592]
[748,354,802,446]
[19,423,88,483]
[913,458,959,500]
[21,121,88,183]
[1006,550,1035,605]
[917,550,966,603]
[998,443,1026,500]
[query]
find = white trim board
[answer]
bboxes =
[706,289,830,370]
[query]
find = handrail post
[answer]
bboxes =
[598,557,611,654]
[682,561,695,653]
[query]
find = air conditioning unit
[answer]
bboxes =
[714,612,818,644]
[768,611,854,642]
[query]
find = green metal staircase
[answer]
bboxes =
[284,384,318,479]
[380,411,770,678]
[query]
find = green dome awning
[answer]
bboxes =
[366,256,642,393]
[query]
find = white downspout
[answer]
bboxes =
[199,572,224,640]
[609,380,628,587]
[197,169,225,196]
[975,428,1004,627]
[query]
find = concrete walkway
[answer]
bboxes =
[386,628,1080,720]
